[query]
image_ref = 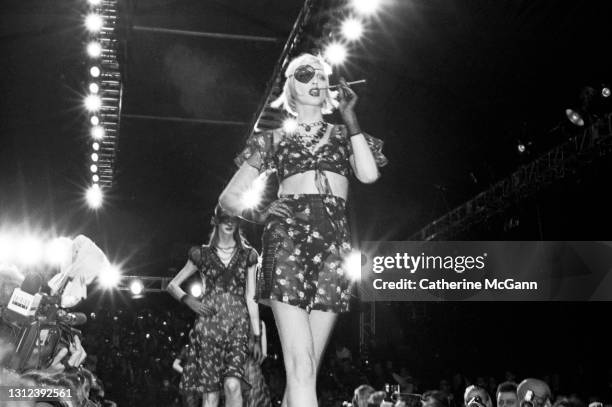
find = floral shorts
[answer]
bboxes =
[179,293,250,393]
[258,194,352,313]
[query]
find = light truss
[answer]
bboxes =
[409,115,612,241]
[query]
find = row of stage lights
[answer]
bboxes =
[1,230,361,300]
[82,0,123,209]
[321,0,383,66]
[0,234,74,267]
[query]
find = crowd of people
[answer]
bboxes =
[3,264,612,407]
[72,304,612,407]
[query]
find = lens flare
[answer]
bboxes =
[324,42,348,65]
[86,184,103,208]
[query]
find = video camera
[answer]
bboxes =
[1,272,87,373]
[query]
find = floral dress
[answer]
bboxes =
[179,245,258,393]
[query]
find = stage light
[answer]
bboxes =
[86,184,103,208]
[603,87,611,98]
[90,115,100,126]
[90,164,98,173]
[91,125,105,139]
[565,109,584,127]
[129,279,144,296]
[44,237,72,265]
[89,66,101,78]
[352,0,382,15]
[565,86,596,127]
[341,17,364,41]
[99,264,120,288]
[16,236,44,266]
[92,174,99,183]
[282,118,298,133]
[86,41,102,58]
[85,14,103,32]
[85,94,102,111]
[517,143,526,154]
[324,42,348,65]
[92,142,100,151]
[344,249,363,281]
[91,153,99,162]
[88,0,101,5]
[89,83,99,94]
[241,173,267,208]
[189,282,203,297]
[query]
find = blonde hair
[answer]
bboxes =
[271,53,338,116]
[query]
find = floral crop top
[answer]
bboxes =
[235,124,388,195]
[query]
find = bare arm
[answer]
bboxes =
[167,259,198,302]
[349,134,380,184]
[220,149,293,223]
[219,161,261,216]
[261,320,267,358]
[337,78,380,184]
[245,262,261,337]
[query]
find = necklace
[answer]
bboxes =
[216,244,236,251]
[298,120,325,132]
[295,122,328,153]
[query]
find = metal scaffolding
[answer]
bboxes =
[245,0,315,135]
[409,115,612,241]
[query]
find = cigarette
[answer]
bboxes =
[321,79,367,90]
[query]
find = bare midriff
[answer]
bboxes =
[278,170,349,199]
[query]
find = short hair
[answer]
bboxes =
[271,53,338,116]
[497,382,518,398]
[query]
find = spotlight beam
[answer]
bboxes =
[132,25,280,43]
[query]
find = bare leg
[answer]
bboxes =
[280,309,338,407]
[202,392,219,407]
[309,309,338,373]
[271,300,318,407]
[224,377,243,407]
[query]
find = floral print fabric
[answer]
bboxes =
[259,194,352,313]
[180,246,256,393]
[179,293,250,393]
[234,124,388,180]
[188,245,258,297]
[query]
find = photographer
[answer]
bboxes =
[464,385,493,407]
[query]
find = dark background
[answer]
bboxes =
[2,0,612,393]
